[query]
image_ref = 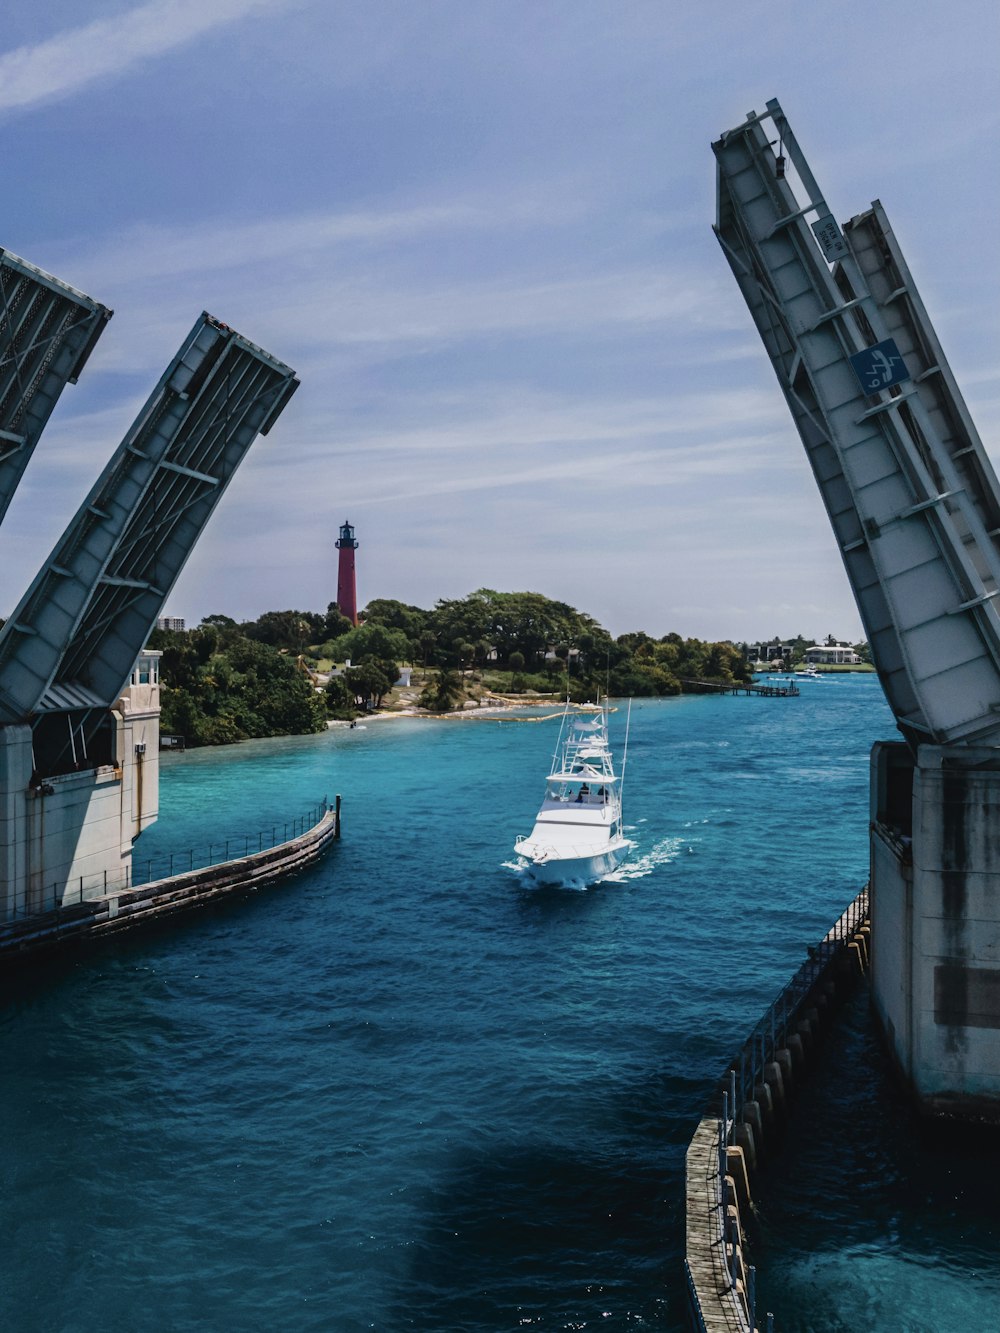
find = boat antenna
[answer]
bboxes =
[618,697,633,820]
[550,696,570,771]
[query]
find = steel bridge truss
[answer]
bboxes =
[0,313,298,732]
[714,99,1000,748]
[0,249,111,527]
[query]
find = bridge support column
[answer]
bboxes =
[0,725,32,920]
[871,742,1000,1119]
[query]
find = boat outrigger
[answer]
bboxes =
[514,699,631,887]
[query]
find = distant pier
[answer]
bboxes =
[680,680,799,698]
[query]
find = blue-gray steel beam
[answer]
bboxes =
[0,249,111,527]
[842,202,1000,590]
[0,313,298,722]
[713,100,1000,748]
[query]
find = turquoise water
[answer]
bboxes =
[1,679,996,1330]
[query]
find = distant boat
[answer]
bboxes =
[514,699,631,887]
[798,667,825,679]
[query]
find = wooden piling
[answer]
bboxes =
[685,886,871,1331]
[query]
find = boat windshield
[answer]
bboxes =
[543,781,612,806]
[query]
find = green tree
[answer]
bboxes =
[427,588,606,668]
[361,598,428,641]
[332,622,410,666]
[608,664,661,697]
[242,609,324,652]
[322,604,354,643]
[325,676,356,719]
[156,628,326,746]
[418,629,438,668]
[345,661,393,709]
[418,669,464,712]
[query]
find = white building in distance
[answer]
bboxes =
[804,643,861,665]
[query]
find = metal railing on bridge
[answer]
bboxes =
[4,797,333,920]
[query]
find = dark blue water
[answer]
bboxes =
[2,680,992,1331]
[752,986,1000,1332]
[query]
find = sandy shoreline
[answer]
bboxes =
[327,698,585,727]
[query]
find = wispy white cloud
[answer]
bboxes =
[0,0,293,113]
[65,258,739,378]
[287,386,790,460]
[56,195,585,289]
[346,436,788,509]
[42,184,723,378]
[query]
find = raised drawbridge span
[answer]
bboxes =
[0,249,111,530]
[0,311,298,919]
[713,100,1000,751]
[0,312,297,732]
[714,99,1000,1119]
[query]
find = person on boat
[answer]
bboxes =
[576,784,590,803]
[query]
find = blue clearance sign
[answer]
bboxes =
[849,339,910,394]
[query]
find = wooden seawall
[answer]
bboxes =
[685,889,870,1332]
[0,797,341,966]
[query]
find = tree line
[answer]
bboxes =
[148,588,755,746]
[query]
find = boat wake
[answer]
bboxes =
[502,832,687,888]
[602,835,686,881]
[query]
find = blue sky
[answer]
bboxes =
[0,0,997,643]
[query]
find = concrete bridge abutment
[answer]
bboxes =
[871,741,1000,1122]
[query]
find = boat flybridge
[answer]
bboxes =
[515,699,631,887]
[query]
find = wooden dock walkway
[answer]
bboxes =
[684,887,871,1333]
[685,1118,748,1332]
[680,679,799,698]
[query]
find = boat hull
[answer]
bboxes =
[518,840,630,888]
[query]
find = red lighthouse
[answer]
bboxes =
[335,520,359,625]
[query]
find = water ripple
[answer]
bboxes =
[7,685,984,1333]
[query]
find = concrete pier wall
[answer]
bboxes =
[0,800,340,966]
[0,655,161,921]
[870,741,1000,1119]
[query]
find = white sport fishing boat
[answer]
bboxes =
[514,699,631,887]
